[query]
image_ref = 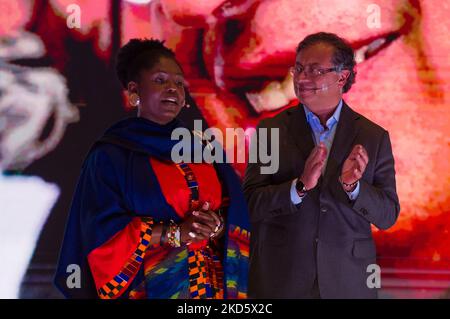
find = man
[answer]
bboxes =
[243,32,400,299]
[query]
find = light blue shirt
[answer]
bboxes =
[290,99,360,204]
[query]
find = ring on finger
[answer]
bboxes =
[188,231,197,239]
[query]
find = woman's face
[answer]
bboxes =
[134,56,186,125]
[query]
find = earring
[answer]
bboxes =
[183,102,190,108]
[129,93,140,108]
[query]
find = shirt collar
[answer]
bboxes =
[303,99,343,131]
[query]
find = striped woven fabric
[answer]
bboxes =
[98,217,153,299]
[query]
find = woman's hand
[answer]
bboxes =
[195,202,225,240]
[179,202,225,245]
[179,213,212,245]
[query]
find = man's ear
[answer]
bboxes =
[127,81,138,94]
[338,70,350,88]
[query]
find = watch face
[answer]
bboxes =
[296,180,306,192]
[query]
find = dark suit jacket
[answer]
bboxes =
[243,101,400,299]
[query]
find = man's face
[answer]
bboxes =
[293,43,343,110]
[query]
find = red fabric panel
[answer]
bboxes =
[150,159,223,249]
[87,217,142,291]
[150,158,223,217]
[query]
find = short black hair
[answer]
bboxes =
[296,32,356,93]
[115,38,180,89]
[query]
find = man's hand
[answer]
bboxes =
[300,142,327,190]
[340,144,369,191]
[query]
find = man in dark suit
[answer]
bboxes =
[243,32,400,299]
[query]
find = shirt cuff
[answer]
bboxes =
[345,181,360,201]
[290,178,304,205]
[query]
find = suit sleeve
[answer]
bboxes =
[243,120,301,223]
[331,130,400,230]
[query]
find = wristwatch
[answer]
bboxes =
[295,179,308,197]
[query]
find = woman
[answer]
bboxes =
[54,39,250,299]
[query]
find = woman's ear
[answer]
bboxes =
[127,81,140,108]
[127,81,138,94]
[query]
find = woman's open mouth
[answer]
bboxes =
[161,97,180,107]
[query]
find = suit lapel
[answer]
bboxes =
[286,102,360,184]
[287,104,315,161]
[323,101,360,184]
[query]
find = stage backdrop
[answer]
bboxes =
[0,0,449,298]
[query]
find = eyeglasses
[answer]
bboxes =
[289,64,343,79]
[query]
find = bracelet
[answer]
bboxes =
[211,210,225,238]
[159,222,168,246]
[167,220,181,248]
[339,176,358,188]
